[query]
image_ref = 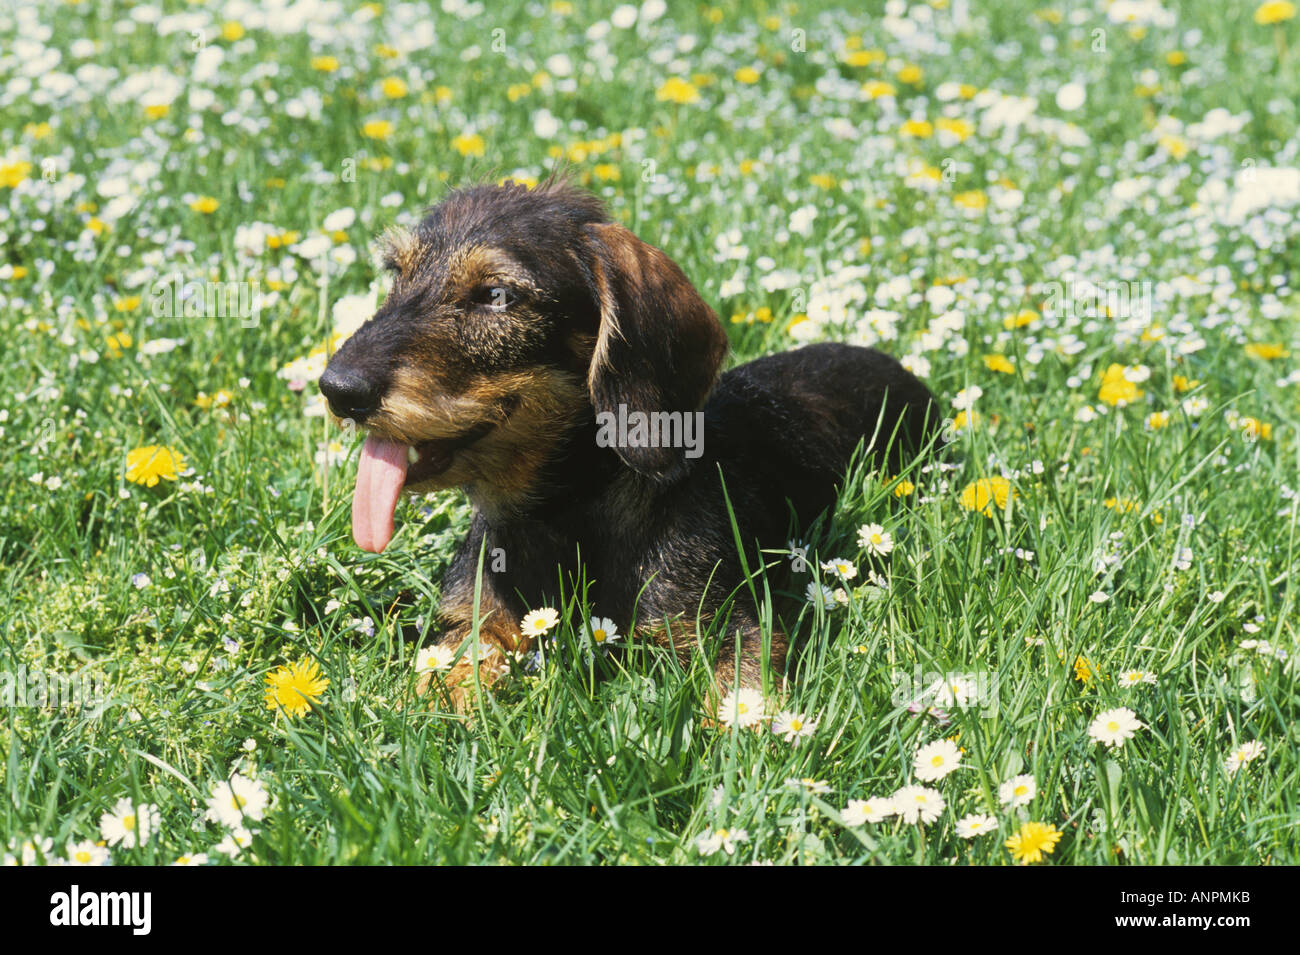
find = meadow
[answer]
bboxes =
[1,0,1298,866]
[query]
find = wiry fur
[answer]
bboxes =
[319,177,942,711]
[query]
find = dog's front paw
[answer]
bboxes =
[415,646,513,714]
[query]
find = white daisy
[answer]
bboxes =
[913,739,962,782]
[999,774,1037,808]
[415,644,456,672]
[787,540,810,573]
[805,581,837,609]
[1117,669,1157,688]
[718,687,766,729]
[204,773,270,828]
[587,616,620,647]
[771,710,818,744]
[99,799,160,849]
[1088,707,1144,748]
[65,839,111,866]
[820,557,857,580]
[214,827,255,858]
[857,523,895,556]
[9,834,54,865]
[696,827,748,856]
[956,813,998,838]
[520,607,560,637]
[932,676,978,708]
[786,777,832,795]
[840,797,896,826]
[891,785,946,825]
[1224,741,1265,775]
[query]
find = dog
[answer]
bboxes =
[319,178,941,709]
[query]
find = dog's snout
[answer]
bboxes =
[320,367,383,422]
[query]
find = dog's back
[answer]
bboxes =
[703,342,941,529]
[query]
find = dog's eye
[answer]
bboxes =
[471,286,516,311]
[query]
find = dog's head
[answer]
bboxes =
[320,178,729,551]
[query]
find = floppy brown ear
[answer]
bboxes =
[583,222,729,482]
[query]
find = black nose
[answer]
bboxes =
[319,367,382,422]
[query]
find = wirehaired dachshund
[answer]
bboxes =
[319,178,940,709]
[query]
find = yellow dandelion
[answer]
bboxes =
[897,64,923,84]
[1254,1,1296,25]
[451,132,485,156]
[189,196,219,214]
[194,389,234,409]
[891,478,916,498]
[1098,364,1143,407]
[936,116,974,141]
[1145,410,1170,430]
[311,55,340,72]
[656,77,700,104]
[1245,342,1286,360]
[362,119,393,140]
[264,658,330,718]
[984,353,1015,374]
[124,445,186,487]
[959,476,1014,517]
[1236,416,1273,441]
[105,332,133,357]
[381,77,408,99]
[1005,821,1062,864]
[734,66,761,84]
[1073,655,1095,684]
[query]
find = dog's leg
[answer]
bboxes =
[416,614,529,714]
[708,620,789,721]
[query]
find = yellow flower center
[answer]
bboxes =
[931,755,945,767]
[737,702,748,714]
[123,815,136,831]
[593,629,606,643]
[1107,721,1120,732]
[790,719,803,731]
[75,850,92,863]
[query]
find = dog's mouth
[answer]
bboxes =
[352,422,494,553]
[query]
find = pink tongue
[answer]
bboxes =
[353,436,410,553]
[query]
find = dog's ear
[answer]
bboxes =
[582,222,729,482]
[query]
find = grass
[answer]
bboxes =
[1,0,1298,865]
